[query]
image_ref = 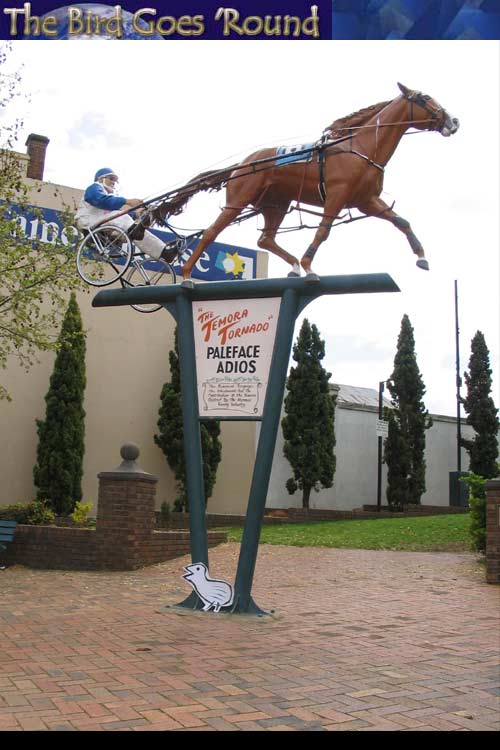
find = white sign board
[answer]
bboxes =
[193,297,281,418]
[376,419,389,438]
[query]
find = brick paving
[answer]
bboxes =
[1,544,499,731]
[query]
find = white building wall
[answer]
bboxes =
[265,402,476,510]
[0,174,268,516]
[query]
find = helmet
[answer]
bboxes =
[94,168,118,182]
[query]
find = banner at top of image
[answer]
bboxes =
[0,2,331,40]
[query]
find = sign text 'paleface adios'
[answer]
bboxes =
[194,297,280,418]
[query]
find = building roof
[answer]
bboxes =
[335,384,392,409]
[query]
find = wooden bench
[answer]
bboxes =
[0,520,17,567]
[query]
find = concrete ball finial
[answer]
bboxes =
[121,442,140,462]
[98,441,158,481]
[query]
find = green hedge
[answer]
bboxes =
[0,500,55,525]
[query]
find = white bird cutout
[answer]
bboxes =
[182,562,234,612]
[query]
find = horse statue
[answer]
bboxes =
[155,83,459,285]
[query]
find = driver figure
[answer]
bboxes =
[75,168,177,263]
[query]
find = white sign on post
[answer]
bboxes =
[376,419,389,438]
[193,297,281,418]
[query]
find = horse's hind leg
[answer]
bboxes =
[258,206,301,277]
[181,206,242,281]
[357,196,429,270]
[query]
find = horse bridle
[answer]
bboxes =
[402,90,447,132]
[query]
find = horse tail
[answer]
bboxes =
[153,165,236,224]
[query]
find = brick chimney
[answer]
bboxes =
[25,133,49,180]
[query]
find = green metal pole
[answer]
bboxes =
[175,293,208,570]
[91,273,400,614]
[232,288,299,614]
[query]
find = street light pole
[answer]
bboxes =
[454,280,462,472]
[377,380,385,511]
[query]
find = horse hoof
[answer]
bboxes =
[305,272,320,283]
[180,278,195,290]
[416,259,429,271]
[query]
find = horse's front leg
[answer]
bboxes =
[357,196,429,271]
[181,206,242,286]
[300,196,345,279]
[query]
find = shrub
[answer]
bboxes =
[70,501,93,525]
[0,500,55,525]
[469,494,486,554]
[173,497,185,512]
[27,500,56,525]
[0,503,31,523]
[159,501,171,527]
[461,470,499,553]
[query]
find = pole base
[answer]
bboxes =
[159,592,274,618]
[171,590,205,610]
[228,595,272,617]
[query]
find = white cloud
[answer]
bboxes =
[7,39,500,417]
[68,111,132,148]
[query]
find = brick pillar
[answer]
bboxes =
[25,134,49,180]
[485,478,500,585]
[96,443,158,570]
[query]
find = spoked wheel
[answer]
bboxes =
[121,256,176,313]
[76,225,133,287]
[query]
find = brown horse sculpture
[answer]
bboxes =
[155,83,459,285]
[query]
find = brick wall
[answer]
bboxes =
[2,453,226,571]
[2,525,226,571]
[146,530,227,566]
[361,505,469,516]
[486,479,500,585]
[96,475,158,569]
[3,525,100,570]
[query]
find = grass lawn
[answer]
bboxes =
[217,513,473,552]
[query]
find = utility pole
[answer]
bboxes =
[454,280,462,471]
[377,380,385,511]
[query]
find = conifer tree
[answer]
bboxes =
[461,331,499,478]
[154,328,222,511]
[282,319,336,509]
[33,293,86,515]
[384,314,432,509]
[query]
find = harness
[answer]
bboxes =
[315,139,384,205]
[146,88,448,225]
[314,90,445,203]
[404,90,446,131]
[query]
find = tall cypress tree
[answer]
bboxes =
[461,331,499,478]
[384,314,432,509]
[154,328,222,511]
[33,293,86,515]
[282,319,336,509]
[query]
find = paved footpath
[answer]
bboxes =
[1,544,499,731]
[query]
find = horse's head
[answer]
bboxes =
[397,82,459,137]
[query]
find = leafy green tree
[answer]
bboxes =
[33,294,86,515]
[461,331,499,479]
[384,314,432,509]
[0,43,84,401]
[282,319,336,509]
[154,328,222,511]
